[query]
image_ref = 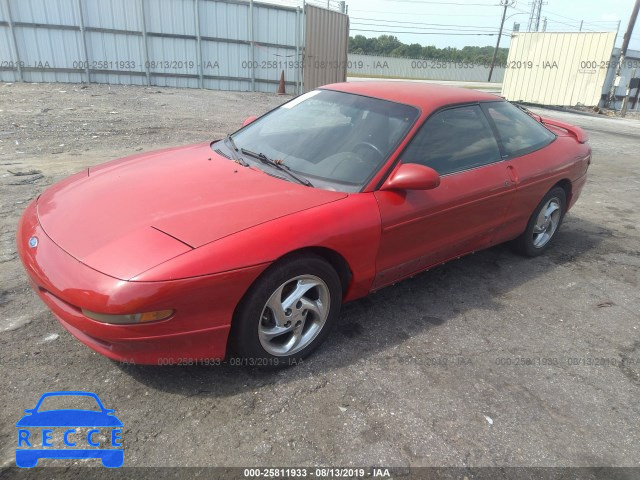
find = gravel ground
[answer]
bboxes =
[0,83,639,474]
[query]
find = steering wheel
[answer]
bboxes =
[352,141,384,162]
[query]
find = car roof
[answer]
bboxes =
[321,81,503,114]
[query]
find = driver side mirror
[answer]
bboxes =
[381,163,440,191]
[242,115,259,127]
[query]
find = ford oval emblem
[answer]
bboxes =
[28,236,38,248]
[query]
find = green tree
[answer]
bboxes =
[376,35,403,55]
[348,35,509,64]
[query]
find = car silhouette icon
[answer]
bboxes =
[16,391,123,468]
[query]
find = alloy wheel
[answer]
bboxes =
[258,275,330,356]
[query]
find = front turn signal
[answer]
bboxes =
[81,309,174,324]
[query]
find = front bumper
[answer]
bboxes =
[16,199,268,365]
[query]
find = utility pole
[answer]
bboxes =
[534,0,543,30]
[607,0,640,108]
[527,0,537,31]
[527,0,546,31]
[488,0,514,82]
[542,16,547,32]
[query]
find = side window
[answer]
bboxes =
[400,105,501,175]
[484,101,555,158]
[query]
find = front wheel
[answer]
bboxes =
[229,254,342,365]
[512,186,566,257]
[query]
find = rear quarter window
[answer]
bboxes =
[484,101,555,158]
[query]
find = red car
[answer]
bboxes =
[17,82,590,365]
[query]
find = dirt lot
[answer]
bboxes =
[1,82,639,473]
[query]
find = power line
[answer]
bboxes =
[350,27,514,34]
[350,23,505,33]
[350,28,499,36]
[512,5,601,32]
[523,5,597,27]
[544,18,598,32]
[349,9,499,17]
[541,8,590,23]
[546,18,619,26]
[531,6,618,31]
[582,20,623,24]
[350,17,505,30]
[355,0,499,5]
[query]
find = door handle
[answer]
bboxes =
[506,165,519,184]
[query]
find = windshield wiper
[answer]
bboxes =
[223,135,249,167]
[240,148,313,187]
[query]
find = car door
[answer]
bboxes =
[481,101,559,241]
[373,104,516,289]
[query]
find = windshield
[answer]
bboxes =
[216,89,419,192]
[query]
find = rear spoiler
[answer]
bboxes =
[514,104,589,144]
[539,116,589,144]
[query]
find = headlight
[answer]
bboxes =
[81,309,174,324]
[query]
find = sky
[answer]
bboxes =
[287,0,640,52]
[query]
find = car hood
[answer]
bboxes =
[16,410,123,427]
[37,142,347,280]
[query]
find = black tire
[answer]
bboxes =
[512,186,567,257]
[229,253,342,366]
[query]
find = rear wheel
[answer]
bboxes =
[230,254,342,365]
[513,186,566,257]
